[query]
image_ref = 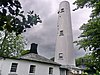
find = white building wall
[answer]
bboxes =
[0,59,3,70]
[55,1,75,66]
[0,58,60,75]
[0,59,4,75]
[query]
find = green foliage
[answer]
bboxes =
[20,50,30,56]
[0,0,42,57]
[0,0,42,35]
[74,0,100,73]
[76,54,92,67]
[0,31,25,57]
[76,54,98,74]
[73,0,100,17]
[74,17,100,51]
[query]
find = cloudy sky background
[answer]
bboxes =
[19,0,91,58]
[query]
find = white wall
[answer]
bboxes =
[0,58,60,75]
[55,1,75,66]
[0,58,4,75]
[0,59,3,70]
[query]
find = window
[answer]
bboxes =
[49,67,53,74]
[29,65,36,73]
[10,63,18,72]
[77,70,79,74]
[58,11,60,14]
[59,53,63,59]
[61,8,64,12]
[59,30,64,36]
[58,8,64,14]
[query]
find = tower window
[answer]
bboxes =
[10,63,18,72]
[29,65,36,73]
[49,67,53,74]
[58,11,60,14]
[58,8,64,14]
[59,30,64,36]
[57,24,59,27]
[61,8,64,12]
[59,53,63,59]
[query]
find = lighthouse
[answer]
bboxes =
[55,1,75,66]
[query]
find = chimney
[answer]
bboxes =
[30,43,38,54]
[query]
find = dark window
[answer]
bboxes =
[77,71,79,74]
[58,11,60,14]
[59,30,64,36]
[61,8,64,12]
[59,53,63,59]
[57,25,59,27]
[49,67,53,74]
[10,63,18,72]
[29,65,36,73]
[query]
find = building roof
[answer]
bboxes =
[0,53,60,66]
[19,53,60,66]
[60,65,84,74]
[60,65,84,70]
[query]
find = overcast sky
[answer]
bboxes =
[20,0,91,58]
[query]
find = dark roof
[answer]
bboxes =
[19,53,60,66]
[60,65,84,70]
[0,53,60,66]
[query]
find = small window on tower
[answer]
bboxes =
[61,8,64,12]
[59,53,63,59]
[57,24,59,27]
[58,11,60,14]
[59,30,64,36]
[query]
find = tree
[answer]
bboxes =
[0,0,42,57]
[20,50,30,56]
[73,0,100,17]
[76,54,97,74]
[0,0,42,35]
[73,0,100,73]
[0,31,25,57]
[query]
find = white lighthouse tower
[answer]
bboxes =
[55,1,75,66]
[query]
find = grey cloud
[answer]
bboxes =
[23,12,57,58]
[74,45,86,58]
[20,0,53,19]
[72,30,81,41]
[72,8,91,30]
